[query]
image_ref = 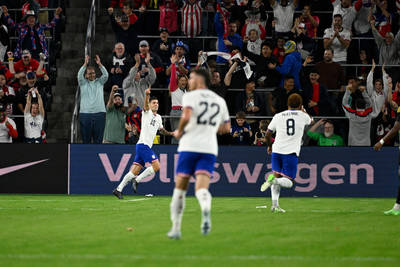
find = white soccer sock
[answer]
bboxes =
[275,177,293,188]
[393,203,400,210]
[271,184,280,207]
[170,188,186,232]
[195,188,212,218]
[116,172,136,192]
[135,166,155,183]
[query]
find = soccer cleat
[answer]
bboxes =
[167,229,181,240]
[112,189,123,199]
[201,211,211,235]
[384,209,400,216]
[260,174,275,192]
[132,178,138,193]
[271,206,286,213]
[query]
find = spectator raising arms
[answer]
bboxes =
[331,0,362,31]
[1,6,62,60]
[24,87,44,143]
[269,0,298,38]
[214,13,243,63]
[371,18,400,65]
[367,60,389,119]
[0,102,17,143]
[307,119,344,146]
[77,55,109,144]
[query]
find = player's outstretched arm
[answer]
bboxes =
[374,121,400,151]
[144,87,151,111]
[159,128,173,136]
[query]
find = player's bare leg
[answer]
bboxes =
[195,173,212,235]
[261,172,293,213]
[113,164,142,199]
[168,175,189,240]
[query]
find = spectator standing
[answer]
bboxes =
[272,75,300,114]
[77,55,109,144]
[269,0,298,38]
[231,111,252,145]
[103,86,129,144]
[290,18,316,60]
[166,41,190,77]
[1,6,62,59]
[269,40,302,90]
[307,119,344,146]
[371,18,400,65]
[315,49,345,90]
[235,80,263,116]
[125,95,142,144]
[24,87,44,143]
[108,43,132,89]
[0,20,9,61]
[302,68,332,116]
[0,102,17,143]
[151,28,173,69]
[224,55,249,90]
[298,3,319,38]
[331,0,362,31]
[0,73,15,115]
[323,14,351,64]
[367,61,389,118]
[123,53,156,109]
[16,71,48,113]
[241,20,267,45]
[11,50,46,79]
[342,84,373,146]
[372,0,392,37]
[272,36,286,65]
[159,0,179,34]
[209,70,227,98]
[242,27,265,56]
[138,40,164,86]
[253,120,269,146]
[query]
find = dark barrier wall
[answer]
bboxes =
[70,145,399,197]
[0,144,68,194]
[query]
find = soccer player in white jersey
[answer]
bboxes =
[260,93,313,213]
[113,88,173,199]
[167,69,231,240]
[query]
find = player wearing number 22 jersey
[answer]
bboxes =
[168,69,231,240]
[261,93,313,213]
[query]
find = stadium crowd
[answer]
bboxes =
[0,0,66,143]
[1,0,400,147]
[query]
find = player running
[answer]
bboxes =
[113,88,172,199]
[260,93,313,213]
[374,107,400,216]
[167,69,231,240]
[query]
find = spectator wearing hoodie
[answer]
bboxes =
[269,40,302,90]
[108,43,132,89]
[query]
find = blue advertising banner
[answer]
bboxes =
[69,145,399,197]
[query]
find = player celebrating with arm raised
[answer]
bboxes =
[374,107,400,216]
[167,69,231,240]
[113,88,173,199]
[261,93,313,213]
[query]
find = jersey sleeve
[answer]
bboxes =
[182,93,195,109]
[267,115,277,132]
[304,113,312,125]
[221,100,230,124]
[158,116,164,130]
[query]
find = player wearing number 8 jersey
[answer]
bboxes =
[168,69,231,240]
[261,93,313,213]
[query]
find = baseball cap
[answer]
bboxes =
[114,92,122,98]
[22,50,31,57]
[160,27,169,34]
[23,10,36,21]
[139,40,149,47]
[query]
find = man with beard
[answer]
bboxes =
[307,119,344,146]
[103,86,135,144]
[323,14,351,64]
[108,43,132,89]
[315,49,345,90]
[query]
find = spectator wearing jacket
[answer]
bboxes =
[1,6,62,60]
[108,43,132,89]
[302,68,332,116]
[77,55,109,144]
[151,28,173,68]
[371,18,400,65]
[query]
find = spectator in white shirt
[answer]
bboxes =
[269,0,298,38]
[331,0,362,31]
[24,88,44,143]
[323,14,351,64]
[0,102,17,143]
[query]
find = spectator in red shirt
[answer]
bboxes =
[125,95,142,144]
[121,1,139,25]
[11,50,46,79]
[272,36,285,65]
[0,73,16,116]
[298,4,319,38]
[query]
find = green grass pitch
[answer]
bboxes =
[0,194,399,267]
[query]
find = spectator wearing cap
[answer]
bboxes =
[9,50,46,80]
[108,43,133,89]
[323,14,351,64]
[138,40,164,85]
[103,86,134,144]
[77,55,109,144]
[123,53,156,109]
[166,41,190,77]
[302,68,332,116]
[214,13,243,64]
[1,5,62,60]
[168,54,188,144]
[269,0,298,39]
[108,7,142,56]
[0,73,16,116]
[125,95,142,144]
[268,40,302,90]
[151,28,173,68]
[24,87,45,143]
[0,103,17,143]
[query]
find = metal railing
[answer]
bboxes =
[70,0,97,144]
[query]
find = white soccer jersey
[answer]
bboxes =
[0,117,16,143]
[178,89,230,156]
[24,113,44,139]
[323,27,351,62]
[268,110,312,156]
[137,109,163,148]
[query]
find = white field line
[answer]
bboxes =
[0,254,397,262]
[125,198,150,202]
